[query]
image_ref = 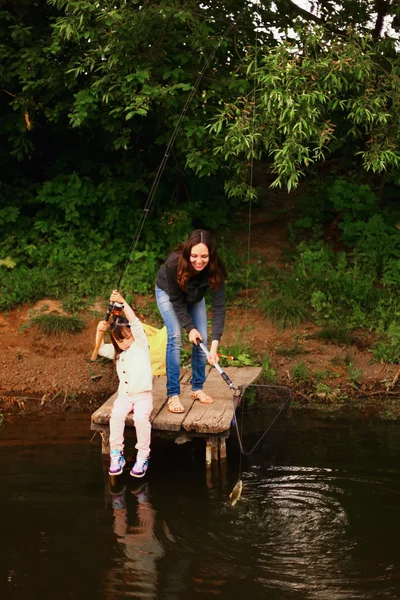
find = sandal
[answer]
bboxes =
[167,395,185,414]
[191,390,214,404]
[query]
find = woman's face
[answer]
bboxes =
[190,242,210,272]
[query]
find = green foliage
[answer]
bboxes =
[24,313,85,335]
[291,361,310,382]
[3,0,400,350]
[275,343,305,357]
[346,362,363,385]
[218,237,268,304]
[218,342,259,367]
[317,327,355,346]
[259,293,309,330]
[211,28,400,192]
[262,352,276,383]
[371,322,400,364]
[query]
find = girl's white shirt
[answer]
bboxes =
[98,318,153,397]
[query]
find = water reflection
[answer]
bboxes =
[105,481,164,599]
[1,414,400,599]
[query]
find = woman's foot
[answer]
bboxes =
[191,389,213,404]
[167,395,185,413]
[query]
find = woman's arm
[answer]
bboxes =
[208,282,226,364]
[165,263,196,333]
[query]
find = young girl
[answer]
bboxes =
[155,229,228,413]
[96,289,153,477]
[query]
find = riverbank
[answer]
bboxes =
[2,215,400,421]
[1,291,400,422]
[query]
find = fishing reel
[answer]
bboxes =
[105,301,124,322]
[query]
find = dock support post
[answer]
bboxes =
[206,437,226,465]
[205,438,212,465]
[100,430,110,455]
[219,438,226,461]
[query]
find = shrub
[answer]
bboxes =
[260,294,309,330]
[291,361,310,382]
[24,313,85,336]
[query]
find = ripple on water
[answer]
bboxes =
[163,465,400,599]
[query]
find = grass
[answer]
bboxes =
[25,313,85,336]
[316,326,355,346]
[291,361,311,382]
[260,295,309,330]
[276,343,305,357]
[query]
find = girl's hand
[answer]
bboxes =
[189,328,202,345]
[97,320,110,332]
[110,289,124,304]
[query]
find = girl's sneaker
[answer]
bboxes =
[109,450,126,476]
[130,458,149,478]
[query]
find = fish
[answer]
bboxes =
[229,479,243,507]
[174,433,192,445]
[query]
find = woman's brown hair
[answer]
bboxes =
[109,316,133,358]
[176,229,227,291]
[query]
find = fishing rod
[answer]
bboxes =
[91,7,252,361]
[197,340,240,395]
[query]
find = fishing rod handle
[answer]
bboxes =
[198,340,237,391]
[91,332,104,361]
[91,301,115,361]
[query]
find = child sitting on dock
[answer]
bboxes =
[96,289,153,478]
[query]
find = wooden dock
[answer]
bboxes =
[91,366,263,464]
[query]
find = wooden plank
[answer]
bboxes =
[151,380,193,432]
[91,392,117,426]
[147,366,213,432]
[182,366,263,434]
[231,366,264,393]
[149,376,168,422]
[182,367,239,434]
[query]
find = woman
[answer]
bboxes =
[155,229,228,413]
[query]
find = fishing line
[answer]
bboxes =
[236,4,259,482]
[231,384,292,457]
[115,6,252,290]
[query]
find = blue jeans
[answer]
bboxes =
[155,286,208,397]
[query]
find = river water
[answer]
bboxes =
[1,397,400,599]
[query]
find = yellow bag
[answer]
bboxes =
[142,323,167,376]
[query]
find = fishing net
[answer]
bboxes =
[232,384,292,457]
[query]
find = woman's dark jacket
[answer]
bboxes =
[156,252,226,341]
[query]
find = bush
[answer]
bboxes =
[259,293,309,330]
[24,313,85,335]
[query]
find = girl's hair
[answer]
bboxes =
[109,316,132,357]
[176,229,228,291]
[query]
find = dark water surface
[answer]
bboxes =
[1,404,400,600]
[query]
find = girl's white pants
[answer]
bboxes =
[110,391,153,461]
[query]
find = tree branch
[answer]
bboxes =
[373,0,389,39]
[275,0,343,36]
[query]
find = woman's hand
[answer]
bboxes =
[208,340,219,365]
[188,328,202,345]
[97,320,110,333]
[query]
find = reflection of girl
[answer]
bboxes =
[96,290,153,478]
[110,483,164,600]
[155,230,227,413]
